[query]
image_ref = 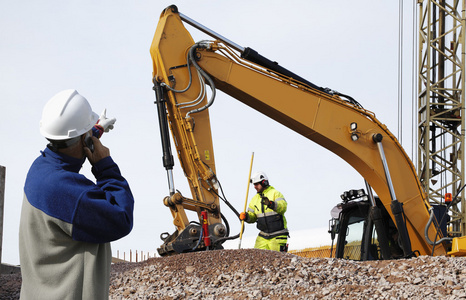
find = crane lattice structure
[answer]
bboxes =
[418,0,466,236]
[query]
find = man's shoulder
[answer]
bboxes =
[24,166,93,223]
[266,186,284,198]
[265,185,279,193]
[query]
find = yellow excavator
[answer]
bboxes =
[149,5,466,259]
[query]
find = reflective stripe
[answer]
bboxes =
[259,228,289,237]
[256,211,279,218]
[247,185,288,237]
[256,211,285,236]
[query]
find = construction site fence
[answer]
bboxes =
[289,246,333,258]
[290,244,362,260]
[112,250,156,263]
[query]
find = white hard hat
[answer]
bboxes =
[40,89,99,140]
[251,171,269,184]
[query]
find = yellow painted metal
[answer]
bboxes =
[447,236,466,257]
[151,7,221,231]
[239,152,254,249]
[150,6,449,255]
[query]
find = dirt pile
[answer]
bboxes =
[2,249,466,299]
[0,272,21,300]
[109,249,466,299]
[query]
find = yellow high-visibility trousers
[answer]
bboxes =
[254,235,288,252]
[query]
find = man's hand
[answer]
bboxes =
[97,109,116,133]
[84,136,110,165]
[261,196,276,210]
[239,212,248,222]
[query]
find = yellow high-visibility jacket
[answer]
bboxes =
[245,185,288,239]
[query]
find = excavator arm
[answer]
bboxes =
[150,5,448,256]
[150,7,228,255]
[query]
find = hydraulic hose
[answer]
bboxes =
[212,214,241,246]
[213,233,240,245]
[221,212,230,238]
[192,226,204,251]
[186,43,216,118]
[205,167,241,218]
[241,47,328,94]
[176,71,206,109]
[428,184,465,255]
[161,44,209,115]
[333,91,363,108]
[424,207,452,246]
[161,51,194,93]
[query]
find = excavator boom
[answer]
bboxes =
[150,5,448,257]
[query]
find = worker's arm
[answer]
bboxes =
[71,156,134,243]
[245,208,257,223]
[260,190,287,213]
[272,191,287,215]
[243,196,259,223]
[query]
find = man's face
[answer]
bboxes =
[254,182,263,193]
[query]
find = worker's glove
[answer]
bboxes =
[261,196,276,210]
[239,212,249,222]
[96,109,116,133]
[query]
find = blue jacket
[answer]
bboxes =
[19,147,134,299]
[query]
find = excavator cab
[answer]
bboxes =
[330,188,403,260]
[330,187,453,260]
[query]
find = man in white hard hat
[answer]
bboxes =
[239,171,289,252]
[19,89,134,299]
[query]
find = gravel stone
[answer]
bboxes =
[2,249,466,299]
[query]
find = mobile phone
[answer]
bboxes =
[84,134,94,153]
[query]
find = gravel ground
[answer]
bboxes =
[2,249,466,299]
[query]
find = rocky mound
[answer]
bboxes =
[109,249,466,299]
[2,249,466,299]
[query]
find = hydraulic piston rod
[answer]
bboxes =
[364,180,391,260]
[178,10,244,53]
[373,133,413,257]
[153,80,176,196]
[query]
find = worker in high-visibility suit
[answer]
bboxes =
[240,171,289,252]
